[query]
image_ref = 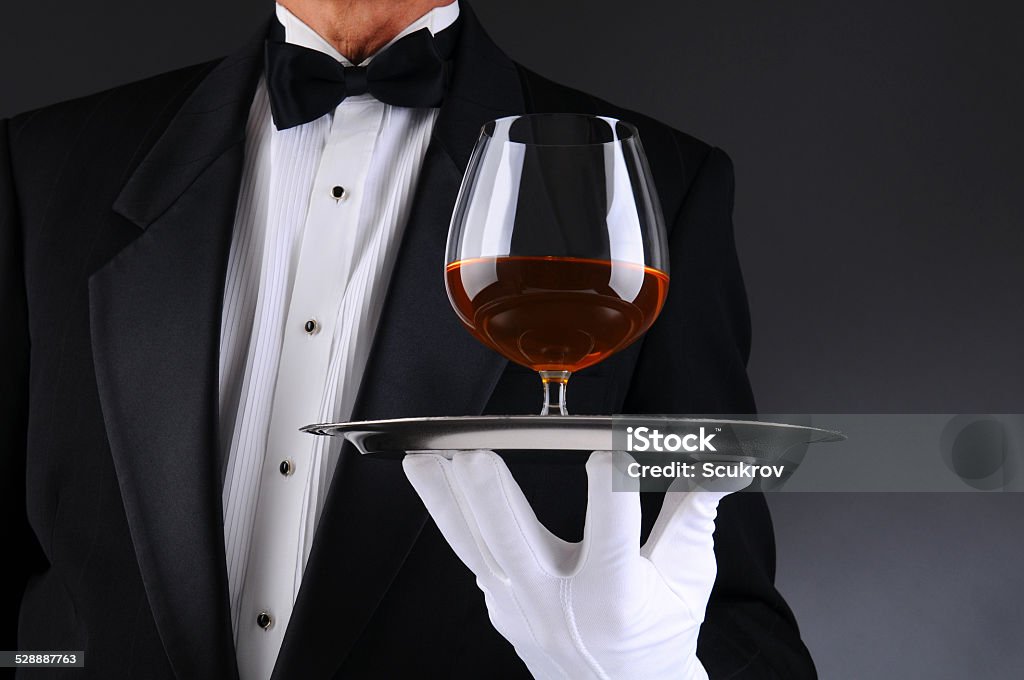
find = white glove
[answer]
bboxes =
[403,450,746,680]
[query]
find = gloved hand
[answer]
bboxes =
[403,450,748,680]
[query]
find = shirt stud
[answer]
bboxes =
[280,460,294,476]
[256,611,273,630]
[304,319,319,335]
[330,185,346,201]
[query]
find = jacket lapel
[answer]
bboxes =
[88,34,264,680]
[271,6,526,679]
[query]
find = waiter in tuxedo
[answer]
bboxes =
[0,0,816,677]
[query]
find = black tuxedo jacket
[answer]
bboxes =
[1,6,815,679]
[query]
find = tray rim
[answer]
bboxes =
[300,415,846,442]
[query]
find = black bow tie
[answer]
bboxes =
[264,20,459,130]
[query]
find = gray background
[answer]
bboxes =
[3,1,1022,677]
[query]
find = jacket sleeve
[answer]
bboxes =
[1,118,43,650]
[625,146,818,678]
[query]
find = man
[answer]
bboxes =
[0,0,815,677]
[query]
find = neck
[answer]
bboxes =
[279,0,455,63]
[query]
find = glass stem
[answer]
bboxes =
[539,370,571,416]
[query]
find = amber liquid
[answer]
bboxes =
[445,256,669,372]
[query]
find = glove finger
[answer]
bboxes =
[640,473,752,605]
[403,452,504,580]
[452,450,569,578]
[582,451,642,567]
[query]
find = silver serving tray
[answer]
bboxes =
[301,416,844,460]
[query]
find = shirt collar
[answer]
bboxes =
[274,1,460,67]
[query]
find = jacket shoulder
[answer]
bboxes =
[6,61,218,169]
[514,65,716,209]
